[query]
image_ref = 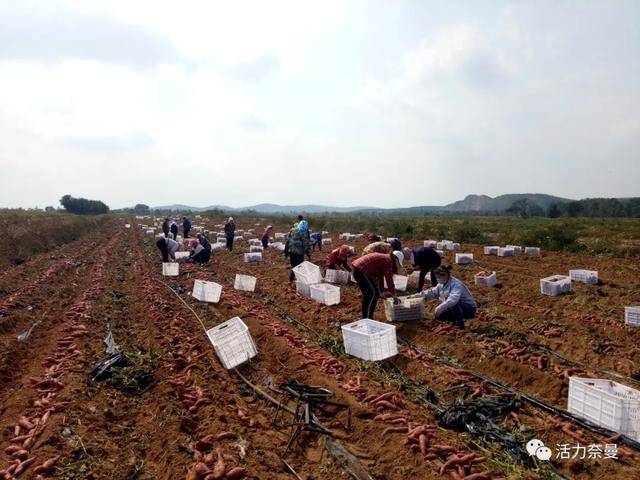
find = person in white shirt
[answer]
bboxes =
[416,265,476,328]
[155,236,180,262]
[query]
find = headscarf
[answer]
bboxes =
[189,238,200,249]
[227,217,235,225]
[297,220,309,233]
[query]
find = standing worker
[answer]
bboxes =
[351,251,403,319]
[162,218,170,238]
[155,235,180,262]
[261,225,273,249]
[324,245,354,273]
[415,266,476,329]
[284,224,310,282]
[182,216,192,238]
[170,219,179,240]
[403,246,442,290]
[224,217,236,252]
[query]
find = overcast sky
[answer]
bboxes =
[0,0,638,209]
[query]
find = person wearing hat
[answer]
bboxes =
[188,238,210,264]
[284,223,311,282]
[351,251,403,319]
[367,233,381,243]
[182,216,192,238]
[403,246,442,290]
[416,266,476,328]
[170,219,179,240]
[362,241,392,255]
[224,217,236,252]
[324,245,355,272]
[155,235,180,262]
[261,225,273,249]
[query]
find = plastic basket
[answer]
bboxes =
[383,275,408,292]
[244,252,262,263]
[569,269,598,285]
[568,377,640,441]
[506,245,522,253]
[384,297,425,322]
[296,281,312,298]
[525,247,541,256]
[483,246,499,255]
[625,307,640,327]
[234,274,257,292]
[249,245,264,253]
[206,317,257,369]
[497,247,515,257]
[450,243,460,251]
[162,262,179,276]
[325,269,350,285]
[341,319,397,361]
[249,239,262,246]
[192,279,222,303]
[274,233,286,241]
[322,238,332,246]
[310,284,341,306]
[292,261,322,285]
[174,251,190,259]
[474,271,497,287]
[146,229,155,235]
[423,240,437,248]
[271,242,285,251]
[455,253,474,265]
[540,275,572,296]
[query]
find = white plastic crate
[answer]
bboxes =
[568,377,640,441]
[146,229,155,235]
[292,261,323,285]
[569,269,598,285]
[407,270,421,288]
[234,274,257,292]
[325,269,350,285]
[234,235,243,241]
[124,224,131,229]
[206,317,257,369]
[483,246,499,255]
[497,247,515,257]
[322,238,332,246]
[506,245,522,253]
[162,262,179,276]
[436,250,445,258]
[353,234,364,239]
[270,242,285,251]
[341,319,397,361]
[310,284,341,306]
[455,253,474,265]
[249,245,264,253]
[236,229,245,235]
[540,275,572,296]
[383,275,408,292]
[296,281,312,298]
[322,231,329,235]
[339,233,352,240]
[174,251,190,259]
[525,247,541,256]
[450,243,461,251]
[625,307,640,326]
[386,237,398,243]
[244,252,262,262]
[474,271,497,287]
[249,239,262,246]
[436,241,450,250]
[192,279,222,303]
[212,243,224,251]
[423,240,437,248]
[274,233,286,241]
[384,297,425,322]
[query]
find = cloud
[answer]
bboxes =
[0,1,184,68]
[229,52,281,81]
[60,131,154,153]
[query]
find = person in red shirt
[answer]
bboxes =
[324,245,355,273]
[351,251,403,319]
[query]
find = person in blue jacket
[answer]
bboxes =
[415,266,476,328]
[310,231,323,252]
[182,216,192,238]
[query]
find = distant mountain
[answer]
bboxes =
[441,194,572,212]
[152,193,574,216]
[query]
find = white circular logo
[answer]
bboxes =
[536,446,552,461]
[526,439,545,456]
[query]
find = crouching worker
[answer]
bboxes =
[155,235,180,262]
[351,251,402,319]
[417,266,476,329]
[325,245,354,273]
[189,237,211,264]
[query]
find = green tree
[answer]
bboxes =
[60,194,109,215]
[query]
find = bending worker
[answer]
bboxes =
[403,246,442,289]
[310,231,323,252]
[261,225,273,249]
[188,238,211,264]
[351,251,403,319]
[155,235,180,262]
[416,265,476,329]
[325,245,354,272]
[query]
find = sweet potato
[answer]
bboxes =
[210,448,225,479]
[225,467,247,480]
[33,456,61,474]
[215,431,237,441]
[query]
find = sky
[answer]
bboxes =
[0,0,638,210]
